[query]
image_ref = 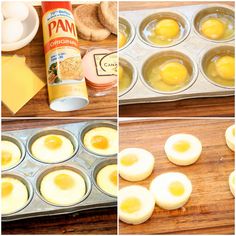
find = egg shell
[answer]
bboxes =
[225,124,235,152]
[2,2,29,21]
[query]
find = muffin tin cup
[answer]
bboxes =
[92,158,117,199]
[2,134,26,172]
[27,128,79,164]
[140,50,198,94]
[2,121,117,222]
[138,11,191,48]
[119,55,138,97]
[119,4,234,105]
[35,164,92,207]
[193,5,235,43]
[79,121,117,158]
[199,45,235,89]
[2,172,34,216]
[119,17,136,51]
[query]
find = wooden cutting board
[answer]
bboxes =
[119,119,235,234]
[2,5,117,118]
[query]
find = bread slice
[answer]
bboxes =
[73,4,111,41]
[98,1,117,35]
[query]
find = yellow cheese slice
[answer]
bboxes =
[2,55,45,114]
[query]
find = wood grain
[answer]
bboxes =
[119,1,235,118]
[1,6,117,118]
[119,119,235,235]
[1,119,117,235]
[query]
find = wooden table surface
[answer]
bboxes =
[119,1,235,118]
[119,119,235,234]
[2,5,117,118]
[1,119,117,235]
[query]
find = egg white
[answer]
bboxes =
[83,127,118,155]
[119,185,155,225]
[119,148,155,181]
[150,172,192,210]
[2,177,28,215]
[31,134,74,163]
[225,124,235,152]
[1,140,22,171]
[164,133,202,166]
[97,164,117,197]
[40,169,86,206]
[229,170,235,197]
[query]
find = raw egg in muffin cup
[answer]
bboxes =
[82,123,118,156]
[119,56,137,96]
[119,17,135,50]
[139,12,190,47]
[29,129,77,164]
[142,50,197,93]
[38,166,90,207]
[1,135,25,171]
[201,45,234,88]
[194,6,234,42]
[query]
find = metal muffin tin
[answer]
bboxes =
[2,121,117,222]
[119,4,235,105]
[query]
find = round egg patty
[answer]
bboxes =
[83,127,118,155]
[229,170,235,197]
[31,134,74,163]
[96,164,117,196]
[40,169,86,206]
[225,124,235,152]
[2,177,28,215]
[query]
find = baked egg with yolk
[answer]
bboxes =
[225,124,235,152]
[229,170,235,197]
[119,64,133,94]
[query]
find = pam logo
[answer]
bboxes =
[48,19,76,37]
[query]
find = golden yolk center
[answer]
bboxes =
[155,19,180,39]
[120,154,138,166]
[110,170,117,186]
[173,140,190,152]
[119,31,127,48]
[120,197,141,213]
[91,135,109,149]
[169,181,185,196]
[201,18,225,39]
[54,174,74,190]
[2,182,13,198]
[1,150,12,165]
[44,135,62,150]
[215,56,235,80]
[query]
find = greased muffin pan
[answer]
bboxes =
[2,121,117,221]
[119,4,234,105]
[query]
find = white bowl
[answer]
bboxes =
[2,4,39,52]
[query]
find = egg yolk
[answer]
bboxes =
[160,62,188,85]
[2,182,13,198]
[1,150,12,166]
[54,174,74,190]
[121,154,138,166]
[201,18,225,40]
[119,31,127,48]
[120,197,141,213]
[91,135,109,149]
[155,19,180,39]
[44,135,62,150]
[173,140,190,152]
[119,65,124,80]
[110,170,117,186]
[215,56,235,80]
[169,181,185,196]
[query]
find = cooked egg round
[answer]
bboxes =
[155,19,180,39]
[215,56,235,80]
[40,169,86,206]
[119,185,155,225]
[165,133,202,166]
[83,127,118,156]
[31,134,74,163]
[1,140,21,171]
[150,172,192,210]
[229,170,235,197]
[119,31,127,48]
[119,148,155,181]
[97,164,117,196]
[160,62,188,86]
[201,18,225,40]
[225,124,235,152]
[2,177,28,215]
